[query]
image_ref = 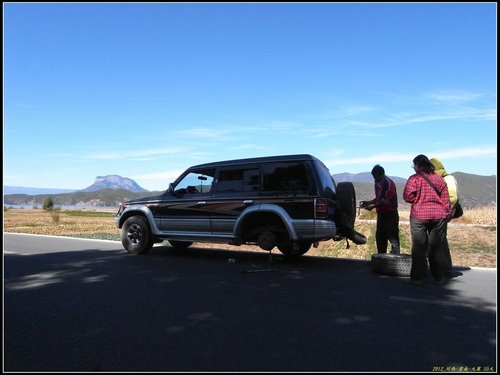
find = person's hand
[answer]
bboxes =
[360,201,374,210]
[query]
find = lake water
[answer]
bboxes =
[4,204,117,211]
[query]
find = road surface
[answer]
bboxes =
[4,233,497,372]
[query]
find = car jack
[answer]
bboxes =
[242,250,273,273]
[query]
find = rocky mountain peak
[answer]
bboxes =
[79,175,148,193]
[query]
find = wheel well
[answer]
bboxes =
[120,211,149,229]
[239,212,288,242]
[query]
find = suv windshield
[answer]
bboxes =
[174,168,215,194]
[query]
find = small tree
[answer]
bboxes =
[42,197,54,211]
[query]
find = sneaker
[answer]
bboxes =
[409,279,424,286]
[390,250,400,254]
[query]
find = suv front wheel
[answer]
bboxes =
[121,216,154,254]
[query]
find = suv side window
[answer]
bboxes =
[214,166,260,194]
[174,168,215,194]
[262,161,313,194]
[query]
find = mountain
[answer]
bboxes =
[79,175,148,193]
[4,175,148,196]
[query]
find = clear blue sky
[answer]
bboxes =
[4,3,497,191]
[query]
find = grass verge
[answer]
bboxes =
[3,207,496,268]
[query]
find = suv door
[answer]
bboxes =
[158,168,215,234]
[209,164,261,235]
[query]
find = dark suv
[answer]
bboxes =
[115,154,365,256]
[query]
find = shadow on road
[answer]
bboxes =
[4,244,497,372]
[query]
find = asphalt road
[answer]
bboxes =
[4,233,497,372]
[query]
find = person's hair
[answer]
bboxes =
[371,164,385,176]
[413,154,434,173]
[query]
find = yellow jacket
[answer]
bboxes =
[430,158,459,208]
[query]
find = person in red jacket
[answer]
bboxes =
[403,154,451,286]
[360,164,400,254]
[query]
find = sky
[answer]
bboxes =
[3,2,497,192]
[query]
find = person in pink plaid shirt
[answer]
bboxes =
[403,154,451,286]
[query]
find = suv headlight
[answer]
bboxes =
[116,202,126,215]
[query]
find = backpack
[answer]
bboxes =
[446,173,463,219]
[452,201,463,219]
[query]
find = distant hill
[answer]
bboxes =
[453,172,496,208]
[3,186,76,195]
[3,172,496,208]
[334,172,496,209]
[333,172,407,184]
[3,189,163,208]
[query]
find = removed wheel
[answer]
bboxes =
[371,253,412,277]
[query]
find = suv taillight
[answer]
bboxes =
[315,198,328,219]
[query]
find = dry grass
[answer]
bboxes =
[3,208,119,237]
[3,207,497,268]
[316,208,497,268]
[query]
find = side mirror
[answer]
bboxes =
[169,183,186,197]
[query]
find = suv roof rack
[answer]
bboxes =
[190,154,322,169]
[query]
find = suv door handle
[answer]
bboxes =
[196,201,207,205]
[243,200,254,205]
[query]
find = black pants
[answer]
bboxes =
[376,211,400,254]
[409,217,448,282]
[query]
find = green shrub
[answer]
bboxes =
[43,197,54,211]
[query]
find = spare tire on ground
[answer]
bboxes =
[371,253,412,277]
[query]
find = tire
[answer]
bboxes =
[168,240,193,249]
[335,182,356,229]
[371,253,412,277]
[121,216,154,254]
